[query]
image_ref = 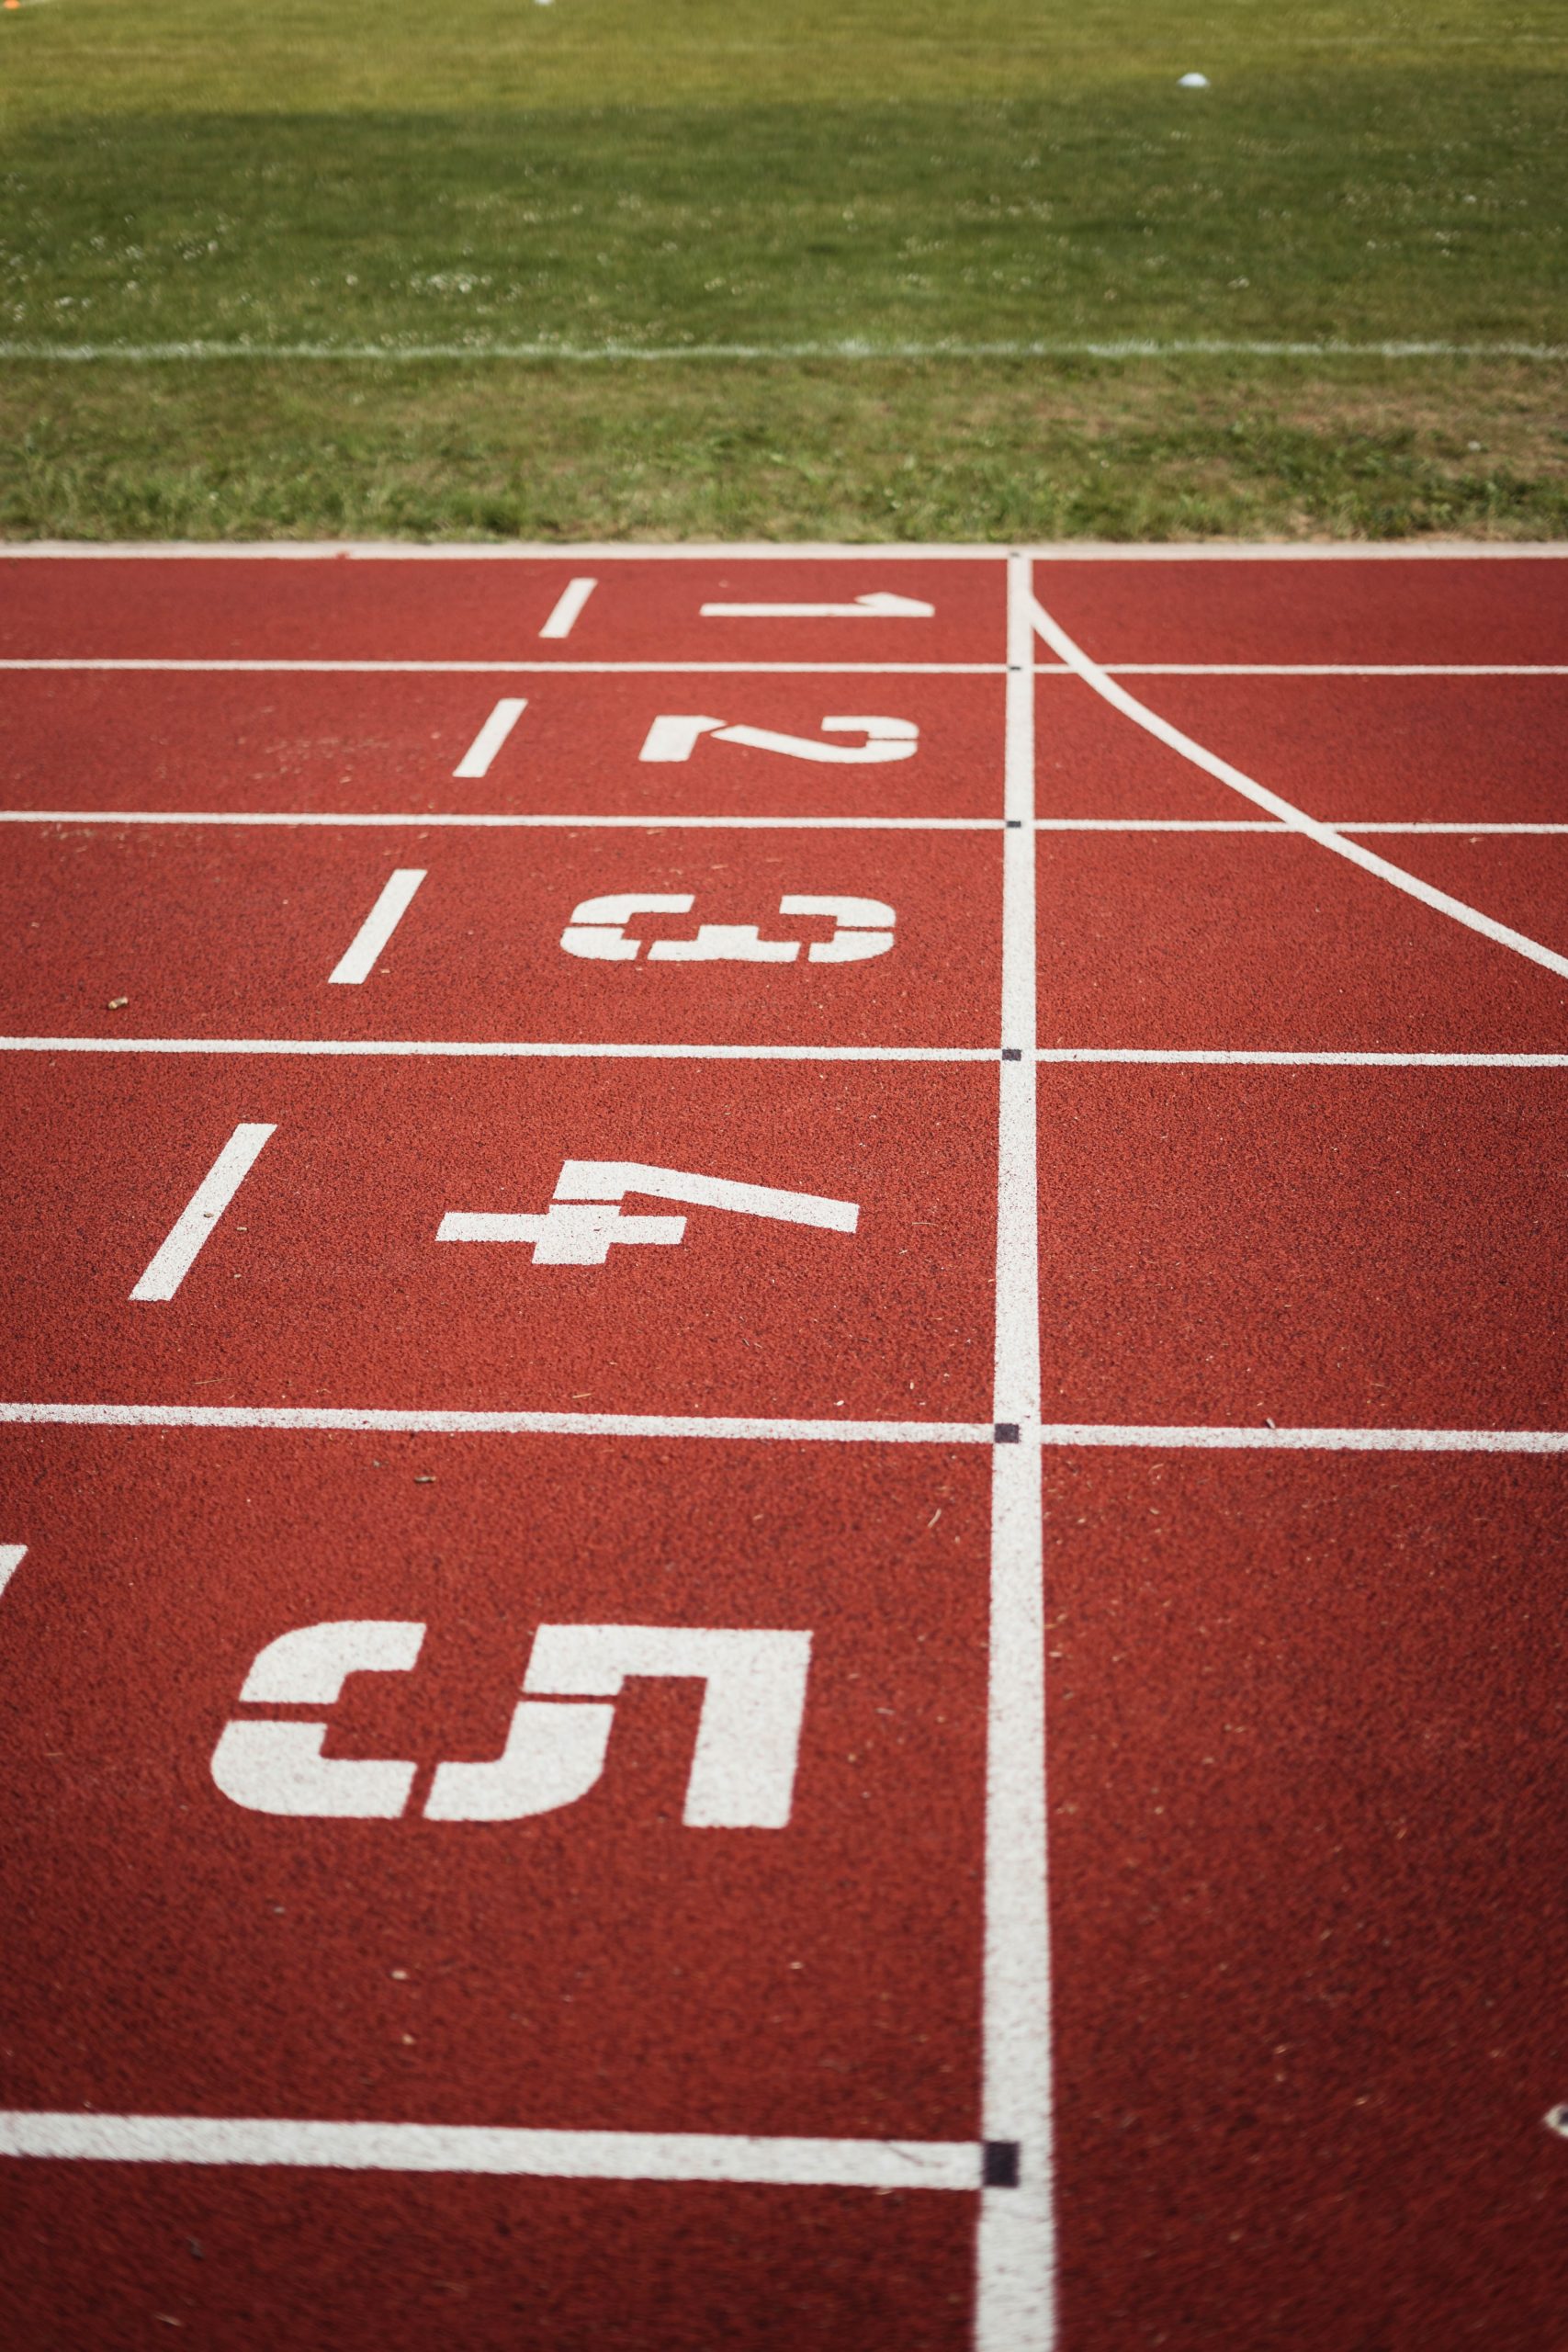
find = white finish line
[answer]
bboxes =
[0,2111,982,2190]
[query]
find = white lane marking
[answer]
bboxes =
[538,577,597,639]
[129,1123,275,1301]
[326,868,425,984]
[0,1038,998,1061]
[1032,1425,1568,1453]
[3,538,1561,561]
[4,338,1562,362]
[1034,820,1568,833]
[1105,664,1568,676]
[976,550,1054,2352]
[1030,594,1568,984]
[0,2111,981,2188]
[700,593,934,619]
[0,811,997,831]
[1035,1050,1568,1066]
[453,697,527,776]
[0,1545,27,1601]
[0,660,1002,674]
[0,1402,991,1442]
[561,893,696,960]
[0,1402,1566,1451]
[6,1039,1568,1068]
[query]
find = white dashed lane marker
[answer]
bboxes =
[130,1123,276,1301]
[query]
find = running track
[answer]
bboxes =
[1,541,1567,2349]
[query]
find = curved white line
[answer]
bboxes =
[1029,594,1568,983]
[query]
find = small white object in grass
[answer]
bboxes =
[1179,72,1210,89]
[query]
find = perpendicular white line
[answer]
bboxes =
[0,811,1000,831]
[0,1038,996,1062]
[1030,596,1568,985]
[1035,1424,1568,1453]
[538,577,597,639]
[0,2112,981,2190]
[1035,1049,1568,1067]
[129,1123,276,1301]
[453,698,527,777]
[0,659,1005,675]
[0,1545,27,1601]
[0,1404,993,1443]
[326,869,426,985]
[976,552,1054,2352]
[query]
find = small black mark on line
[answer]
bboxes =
[1002,1047,1022,1062]
[1005,818,1023,829]
[983,2139,1021,2188]
[995,1422,1021,1445]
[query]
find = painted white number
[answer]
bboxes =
[639,714,918,765]
[699,592,933,620]
[560,893,896,964]
[212,1621,812,1827]
[209,1620,425,1817]
[437,1158,858,1265]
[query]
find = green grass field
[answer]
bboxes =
[2,0,1563,540]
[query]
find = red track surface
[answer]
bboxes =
[2,543,1567,2350]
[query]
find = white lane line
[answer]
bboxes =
[2,338,1562,361]
[1105,664,1568,677]
[326,869,426,985]
[0,659,1005,675]
[1034,1425,1568,1453]
[1,1402,1564,1452]
[0,812,999,831]
[4,539,1562,562]
[0,2112,980,2189]
[0,1545,27,1601]
[1030,595,1568,985]
[538,577,598,639]
[1036,1049,1568,1067]
[6,1040,1565,1069]
[1040,821,1568,835]
[0,1404,993,1442]
[129,1124,276,1301]
[0,1038,997,1062]
[453,697,527,777]
[976,551,1054,2352]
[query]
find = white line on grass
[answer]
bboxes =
[326,869,425,984]
[0,1403,994,1442]
[0,2112,981,2189]
[129,1123,275,1300]
[453,697,527,776]
[1,339,1562,363]
[1029,596,1568,984]
[976,552,1055,2352]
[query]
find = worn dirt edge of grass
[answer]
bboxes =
[5,356,1565,543]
